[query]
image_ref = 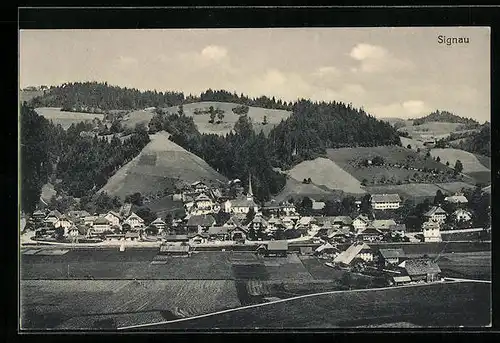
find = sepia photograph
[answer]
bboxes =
[19,26,491,330]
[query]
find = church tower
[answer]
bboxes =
[247,173,253,200]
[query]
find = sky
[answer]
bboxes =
[19,27,490,122]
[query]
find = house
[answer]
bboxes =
[120,203,132,218]
[186,214,216,233]
[67,210,90,220]
[124,212,145,230]
[328,227,352,243]
[352,215,370,233]
[378,248,406,267]
[247,213,269,231]
[423,206,447,223]
[371,219,397,231]
[92,217,111,233]
[32,210,47,222]
[444,194,468,204]
[391,275,412,286]
[223,216,243,229]
[333,242,373,265]
[83,215,98,227]
[358,227,384,242]
[265,240,288,257]
[452,209,473,223]
[422,221,442,242]
[224,194,259,215]
[44,210,62,226]
[163,235,189,244]
[54,215,73,234]
[370,194,401,210]
[332,216,353,228]
[206,226,229,240]
[262,200,297,217]
[267,216,286,232]
[299,246,313,255]
[311,200,326,211]
[399,258,441,282]
[150,217,167,230]
[191,181,209,194]
[191,193,215,214]
[125,231,140,241]
[159,243,190,256]
[388,224,407,236]
[228,226,247,243]
[314,242,337,256]
[104,211,122,228]
[189,233,209,245]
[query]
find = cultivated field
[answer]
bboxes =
[151,282,491,329]
[364,182,475,200]
[20,279,240,330]
[287,157,366,194]
[398,121,470,140]
[121,109,155,129]
[34,107,104,130]
[430,148,490,173]
[99,131,227,199]
[163,102,292,136]
[399,136,426,151]
[437,251,491,281]
[272,178,336,203]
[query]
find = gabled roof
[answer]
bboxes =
[84,215,98,221]
[267,240,288,251]
[332,216,353,225]
[231,195,258,208]
[333,242,371,265]
[187,214,215,227]
[444,195,469,203]
[315,242,336,253]
[452,209,472,216]
[125,212,145,223]
[106,210,122,219]
[400,258,441,276]
[207,226,228,235]
[424,206,447,217]
[297,216,313,225]
[33,210,46,216]
[388,224,407,232]
[251,214,268,226]
[224,216,242,227]
[371,219,397,229]
[353,215,370,223]
[93,217,110,225]
[359,227,383,235]
[46,210,62,218]
[195,193,212,202]
[151,217,166,225]
[379,248,406,259]
[371,194,402,203]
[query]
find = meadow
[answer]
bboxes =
[398,121,469,140]
[34,107,104,130]
[364,182,474,200]
[430,148,490,174]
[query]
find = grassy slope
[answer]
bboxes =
[99,131,227,199]
[34,107,104,130]
[364,182,475,199]
[430,148,490,173]
[272,178,341,203]
[20,90,44,103]
[163,102,292,136]
[399,121,467,140]
[287,157,366,194]
[153,282,491,329]
[121,109,155,129]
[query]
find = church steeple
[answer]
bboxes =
[247,173,253,199]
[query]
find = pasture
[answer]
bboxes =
[99,131,227,199]
[21,279,240,329]
[364,182,474,200]
[437,251,491,281]
[151,282,491,329]
[287,157,366,194]
[398,121,468,140]
[121,109,155,129]
[162,102,292,136]
[430,148,490,173]
[272,178,336,203]
[34,107,104,130]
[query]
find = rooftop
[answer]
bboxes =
[160,244,190,253]
[371,194,402,203]
[424,206,447,217]
[333,242,371,265]
[400,258,441,275]
[379,248,406,259]
[187,214,216,227]
[444,195,469,203]
[267,240,288,251]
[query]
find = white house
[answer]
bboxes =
[423,206,447,224]
[370,194,401,210]
[311,200,326,211]
[44,210,62,226]
[124,212,145,229]
[151,217,167,230]
[352,215,370,233]
[225,175,259,214]
[92,217,111,233]
[104,211,122,228]
[191,181,209,194]
[191,193,215,215]
[422,221,442,242]
[83,215,99,227]
[54,215,73,235]
[444,194,468,204]
[452,209,473,223]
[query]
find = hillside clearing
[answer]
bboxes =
[99,131,227,199]
[287,157,365,194]
[162,102,292,136]
[121,109,155,129]
[365,182,475,200]
[399,122,470,140]
[272,178,339,203]
[34,107,104,130]
[430,148,490,173]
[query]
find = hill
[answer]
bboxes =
[121,109,156,129]
[273,178,339,203]
[398,122,476,141]
[286,157,366,194]
[429,148,490,174]
[161,102,292,136]
[34,107,104,130]
[412,110,479,126]
[20,89,45,103]
[99,131,227,199]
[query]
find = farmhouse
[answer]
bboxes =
[444,194,468,204]
[333,242,373,265]
[370,194,401,210]
[371,219,397,231]
[358,227,384,242]
[104,211,122,228]
[124,212,145,230]
[54,215,73,233]
[159,243,190,256]
[452,209,473,223]
[187,214,216,233]
[228,226,248,243]
[399,258,441,282]
[378,248,406,267]
[352,215,370,233]
[423,206,447,223]
[44,210,62,226]
[191,181,209,194]
[83,215,98,227]
[206,226,229,240]
[150,217,167,230]
[391,275,412,286]
[189,233,209,245]
[265,240,288,257]
[92,217,111,233]
[191,193,215,215]
[422,221,442,242]
[267,216,286,232]
[247,212,269,231]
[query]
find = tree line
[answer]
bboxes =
[412,110,479,126]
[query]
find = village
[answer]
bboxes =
[21,173,490,288]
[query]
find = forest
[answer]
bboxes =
[412,110,480,126]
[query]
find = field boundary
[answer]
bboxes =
[117,280,471,330]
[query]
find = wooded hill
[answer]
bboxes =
[412,110,479,126]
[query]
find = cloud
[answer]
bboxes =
[349,43,413,73]
[312,66,339,77]
[201,45,228,61]
[367,100,431,118]
[402,100,429,115]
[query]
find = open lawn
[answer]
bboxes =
[287,157,365,194]
[21,279,240,329]
[364,182,475,200]
[35,107,104,130]
[326,146,456,186]
[162,102,292,137]
[151,282,491,329]
[99,131,227,199]
[272,178,337,203]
